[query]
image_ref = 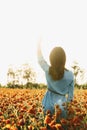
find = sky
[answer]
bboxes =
[0,0,87,85]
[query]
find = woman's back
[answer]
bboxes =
[45,69,74,96]
[37,42,74,117]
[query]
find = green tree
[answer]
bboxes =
[7,67,16,87]
[7,63,36,88]
[71,61,86,87]
[22,63,36,85]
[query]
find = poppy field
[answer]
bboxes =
[0,88,87,130]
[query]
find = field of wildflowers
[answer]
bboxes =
[0,88,87,130]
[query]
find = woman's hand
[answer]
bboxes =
[37,37,42,56]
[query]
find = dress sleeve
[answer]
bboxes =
[38,55,49,71]
[37,42,49,72]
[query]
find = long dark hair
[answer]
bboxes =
[49,47,66,80]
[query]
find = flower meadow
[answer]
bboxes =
[0,88,87,130]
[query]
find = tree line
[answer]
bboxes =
[0,61,87,89]
[0,63,46,89]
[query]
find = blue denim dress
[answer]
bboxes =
[38,55,74,118]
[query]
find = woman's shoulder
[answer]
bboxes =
[64,69,74,79]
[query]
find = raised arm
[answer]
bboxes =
[37,40,49,71]
[37,40,43,59]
